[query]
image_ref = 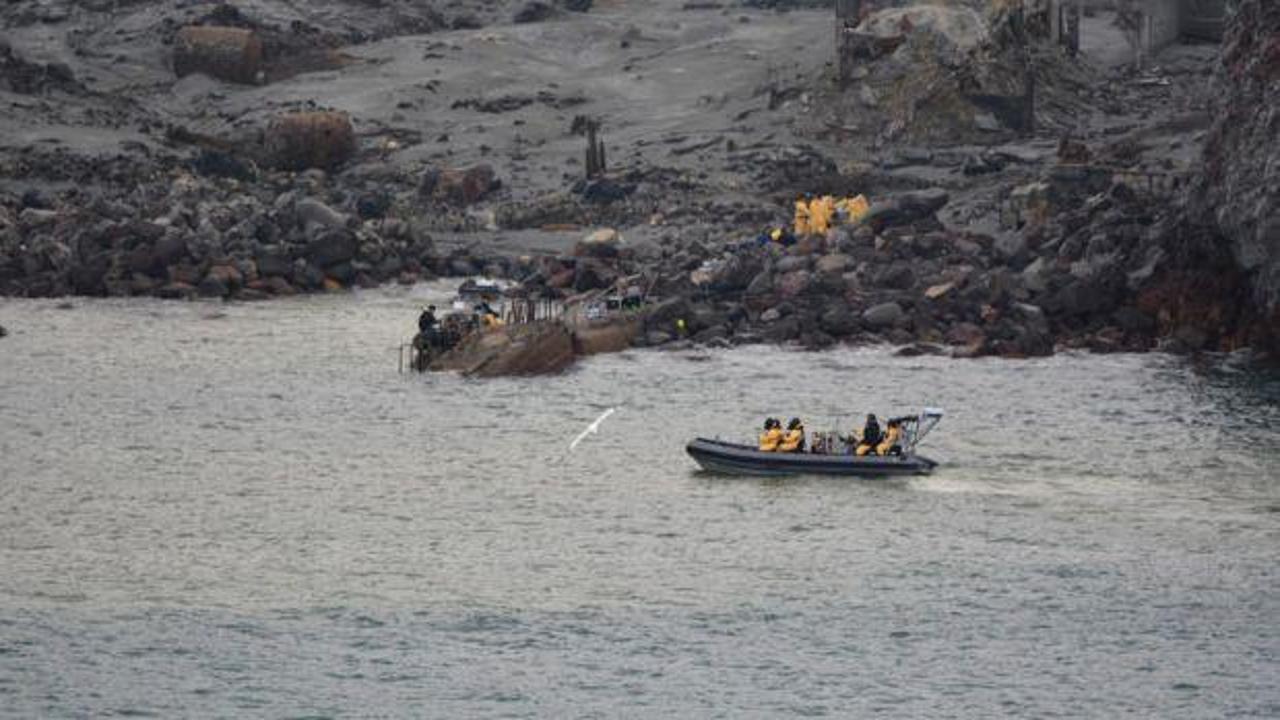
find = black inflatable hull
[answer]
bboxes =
[686,438,937,477]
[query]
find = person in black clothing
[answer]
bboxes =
[418,305,438,333]
[418,305,440,349]
[855,413,882,456]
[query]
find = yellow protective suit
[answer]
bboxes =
[759,428,784,452]
[779,428,805,453]
[793,199,811,237]
[841,194,871,224]
[876,425,901,456]
[808,196,834,235]
[855,443,874,457]
[482,313,504,329]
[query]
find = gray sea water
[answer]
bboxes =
[2,285,1279,718]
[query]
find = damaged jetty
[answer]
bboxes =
[403,253,649,378]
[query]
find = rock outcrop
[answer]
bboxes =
[1190,0,1280,313]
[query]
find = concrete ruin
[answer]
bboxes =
[1046,1,1227,56]
[836,1,1227,80]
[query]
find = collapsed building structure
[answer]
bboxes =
[837,0,1227,85]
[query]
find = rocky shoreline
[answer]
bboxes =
[1,0,1277,363]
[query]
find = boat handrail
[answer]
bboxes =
[905,408,943,455]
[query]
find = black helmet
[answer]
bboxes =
[788,417,802,429]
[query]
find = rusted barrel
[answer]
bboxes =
[173,26,264,85]
[264,111,357,171]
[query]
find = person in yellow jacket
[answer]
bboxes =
[778,417,806,453]
[758,418,783,452]
[843,194,870,224]
[809,195,834,235]
[793,196,811,237]
[477,301,504,330]
[877,419,903,456]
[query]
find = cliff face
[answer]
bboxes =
[1191,0,1280,311]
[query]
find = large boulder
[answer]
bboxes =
[645,296,694,332]
[777,270,813,298]
[745,270,774,296]
[709,253,764,292]
[864,188,950,230]
[514,2,557,23]
[255,247,293,277]
[305,230,358,268]
[815,253,852,275]
[898,188,951,217]
[149,234,189,273]
[575,228,622,258]
[573,258,616,292]
[862,301,905,328]
[872,262,916,290]
[295,198,351,233]
[819,301,859,336]
[70,252,111,296]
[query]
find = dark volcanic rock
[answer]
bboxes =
[645,296,694,334]
[514,2,557,24]
[255,248,292,277]
[872,263,916,290]
[150,235,189,273]
[198,274,229,298]
[862,301,904,329]
[1190,0,1280,312]
[708,253,763,293]
[156,281,196,300]
[305,230,357,268]
[573,259,615,292]
[819,301,859,336]
[576,177,633,204]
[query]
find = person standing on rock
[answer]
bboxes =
[809,195,835,236]
[794,195,811,237]
[419,305,438,334]
[418,306,440,349]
